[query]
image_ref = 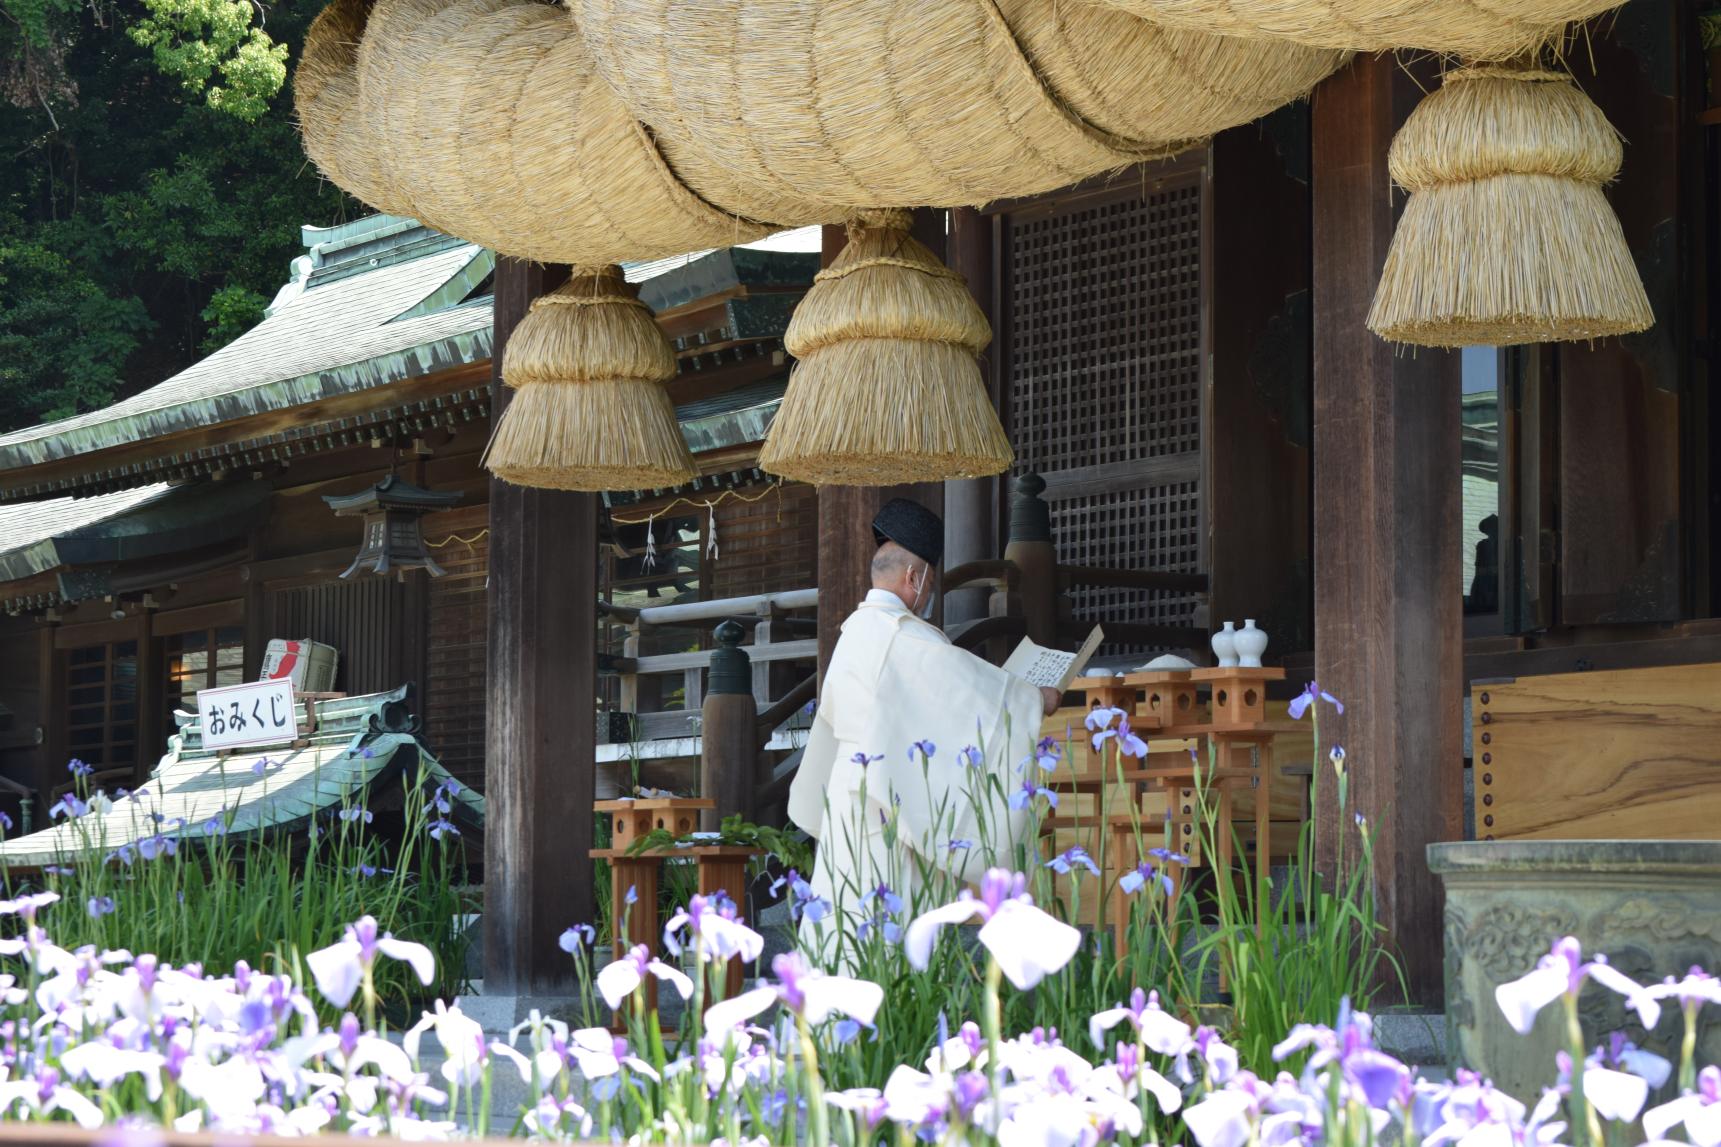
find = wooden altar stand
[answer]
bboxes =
[1046,667,1288,954]
[590,797,761,1027]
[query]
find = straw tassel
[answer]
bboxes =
[1367,63,1653,348]
[482,265,696,491]
[760,210,1013,486]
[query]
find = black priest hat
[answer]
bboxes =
[871,498,944,566]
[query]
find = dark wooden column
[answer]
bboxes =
[944,206,1000,625]
[1311,56,1463,1006]
[484,257,594,997]
[1209,109,1314,654]
[814,216,947,677]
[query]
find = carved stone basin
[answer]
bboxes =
[1428,840,1721,1102]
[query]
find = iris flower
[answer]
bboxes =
[1288,681,1343,720]
[595,943,693,1010]
[1010,780,1058,811]
[663,893,765,963]
[1120,860,1174,897]
[1089,987,1192,1055]
[1044,845,1101,878]
[1643,1065,1721,1146]
[558,923,596,953]
[305,915,436,1007]
[704,951,883,1034]
[1493,936,1659,1035]
[904,869,1081,990]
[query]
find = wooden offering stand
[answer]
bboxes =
[1049,666,1288,954]
[590,797,762,1028]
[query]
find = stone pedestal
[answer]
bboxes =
[1429,840,1721,1102]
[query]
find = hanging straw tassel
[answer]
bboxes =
[760,210,1013,486]
[483,265,696,491]
[1367,63,1653,348]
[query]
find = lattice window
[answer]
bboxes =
[163,627,244,730]
[64,640,139,775]
[1005,179,1206,641]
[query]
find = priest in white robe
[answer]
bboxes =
[787,498,1061,966]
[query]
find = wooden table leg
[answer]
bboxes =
[697,854,752,1000]
[1254,744,1272,936]
[610,857,661,1028]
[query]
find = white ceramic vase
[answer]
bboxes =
[1235,618,1268,668]
[1210,621,1238,668]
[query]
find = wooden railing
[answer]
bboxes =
[599,588,820,744]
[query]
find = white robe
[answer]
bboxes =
[787,589,1045,966]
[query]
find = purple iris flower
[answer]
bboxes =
[850,752,882,767]
[1034,736,1061,770]
[862,882,905,916]
[0,811,11,832]
[1044,845,1101,878]
[49,794,90,820]
[1120,860,1175,897]
[67,759,94,778]
[1288,681,1344,720]
[84,896,115,919]
[559,923,597,953]
[956,745,982,769]
[427,817,460,841]
[952,1071,989,1122]
[625,884,639,906]
[1010,779,1058,810]
[339,807,373,824]
[947,839,972,852]
[909,739,936,762]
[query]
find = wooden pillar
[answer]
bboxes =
[944,206,1000,625]
[484,257,595,997]
[700,621,755,830]
[1311,56,1463,1006]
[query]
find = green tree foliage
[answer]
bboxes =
[0,0,350,428]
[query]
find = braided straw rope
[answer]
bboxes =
[297,0,773,264]
[1074,0,1624,60]
[572,0,1345,226]
[1368,65,1651,347]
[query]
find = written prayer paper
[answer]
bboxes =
[1002,625,1105,692]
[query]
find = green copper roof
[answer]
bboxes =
[0,686,483,868]
[0,218,494,475]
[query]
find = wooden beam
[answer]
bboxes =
[1311,55,1462,1006]
[484,258,594,997]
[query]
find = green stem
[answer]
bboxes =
[797,1015,830,1147]
[1565,994,1602,1147]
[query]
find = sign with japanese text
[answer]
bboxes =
[197,678,298,751]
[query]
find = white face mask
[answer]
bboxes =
[909,563,936,620]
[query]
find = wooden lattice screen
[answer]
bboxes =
[1002,171,1207,641]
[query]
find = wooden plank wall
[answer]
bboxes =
[1473,663,1721,840]
[423,504,491,792]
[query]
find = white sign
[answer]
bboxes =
[197,679,298,751]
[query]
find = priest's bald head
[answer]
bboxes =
[870,498,942,619]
